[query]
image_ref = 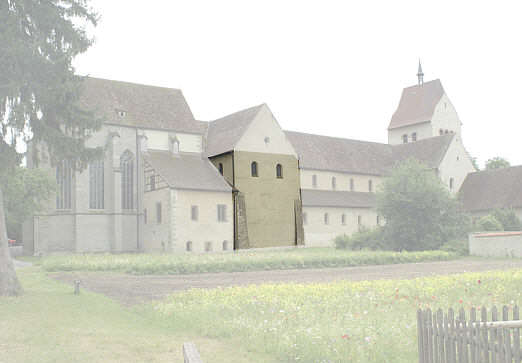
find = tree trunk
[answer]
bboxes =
[0,186,23,296]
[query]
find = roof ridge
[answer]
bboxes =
[210,103,265,124]
[284,130,390,147]
[83,76,183,92]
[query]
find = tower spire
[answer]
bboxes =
[417,60,424,85]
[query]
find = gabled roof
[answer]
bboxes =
[390,133,454,170]
[204,104,264,157]
[388,79,445,130]
[285,131,393,175]
[143,151,231,192]
[459,165,522,212]
[301,189,376,208]
[79,77,204,134]
[285,130,454,176]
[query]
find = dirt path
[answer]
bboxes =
[50,258,522,306]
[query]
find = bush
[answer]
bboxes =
[492,209,522,231]
[440,239,469,256]
[334,227,385,250]
[475,215,503,231]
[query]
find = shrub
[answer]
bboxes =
[334,227,385,250]
[475,215,503,231]
[492,209,522,231]
[440,239,469,256]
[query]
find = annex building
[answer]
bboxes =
[24,66,484,254]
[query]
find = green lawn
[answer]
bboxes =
[0,268,273,363]
[40,248,456,275]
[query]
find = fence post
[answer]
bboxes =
[514,305,521,363]
[470,307,477,363]
[183,342,203,363]
[418,309,425,363]
[503,306,512,362]
[481,307,490,363]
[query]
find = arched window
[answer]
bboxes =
[121,151,135,210]
[205,241,213,252]
[276,164,283,179]
[186,241,192,252]
[222,240,228,251]
[169,136,180,154]
[89,160,104,209]
[376,215,380,225]
[439,129,444,135]
[312,175,317,188]
[324,213,329,225]
[251,161,258,177]
[56,160,72,210]
[368,180,373,192]
[350,178,354,191]
[449,177,454,190]
[218,163,224,175]
[412,132,417,142]
[341,214,346,225]
[332,177,336,190]
[445,129,449,134]
[402,134,408,143]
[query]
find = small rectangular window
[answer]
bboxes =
[191,205,199,221]
[144,208,147,224]
[205,241,213,252]
[150,175,156,191]
[312,175,317,188]
[156,202,162,224]
[218,204,227,222]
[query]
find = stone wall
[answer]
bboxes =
[469,231,522,258]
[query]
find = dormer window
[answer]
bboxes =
[117,110,127,118]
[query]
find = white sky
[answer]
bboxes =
[74,0,522,168]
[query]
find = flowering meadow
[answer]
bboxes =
[40,248,455,274]
[152,269,522,362]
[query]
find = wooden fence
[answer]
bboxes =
[418,306,522,363]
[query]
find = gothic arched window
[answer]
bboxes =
[121,151,135,210]
[56,160,72,210]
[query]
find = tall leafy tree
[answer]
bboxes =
[485,157,510,170]
[0,0,101,296]
[376,159,470,251]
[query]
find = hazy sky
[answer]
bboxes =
[75,0,522,168]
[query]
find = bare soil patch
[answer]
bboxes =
[50,258,522,306]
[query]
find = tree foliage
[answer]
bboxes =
[4,167,55,241]
[485,157,510,170]
[0,0,100,296]
[376,159,470,251]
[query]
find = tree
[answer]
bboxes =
[4,167,55,242]
[0,0,101,296]
[485,157,510,170]
[376,159,470,251]
[491,209,521,231]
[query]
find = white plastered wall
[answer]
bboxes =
[172,189,234,253]
[431,94,462,137]
[438,135,476,194]
[235,105,297,156]
[303,206,380,247]
[300,169,383,193]
[144,129,203,153]
[388,122,432,145]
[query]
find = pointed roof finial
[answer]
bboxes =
[417,60,424,85]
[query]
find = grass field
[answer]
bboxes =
[40,248,456,275]
[151,269,522,362]
[0,268,273,363]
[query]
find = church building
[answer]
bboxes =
[23,65,478,254]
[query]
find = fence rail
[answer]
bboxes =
[418,305,521,363]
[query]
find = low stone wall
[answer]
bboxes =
[469,231,522,258]
[9,246,24,258]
